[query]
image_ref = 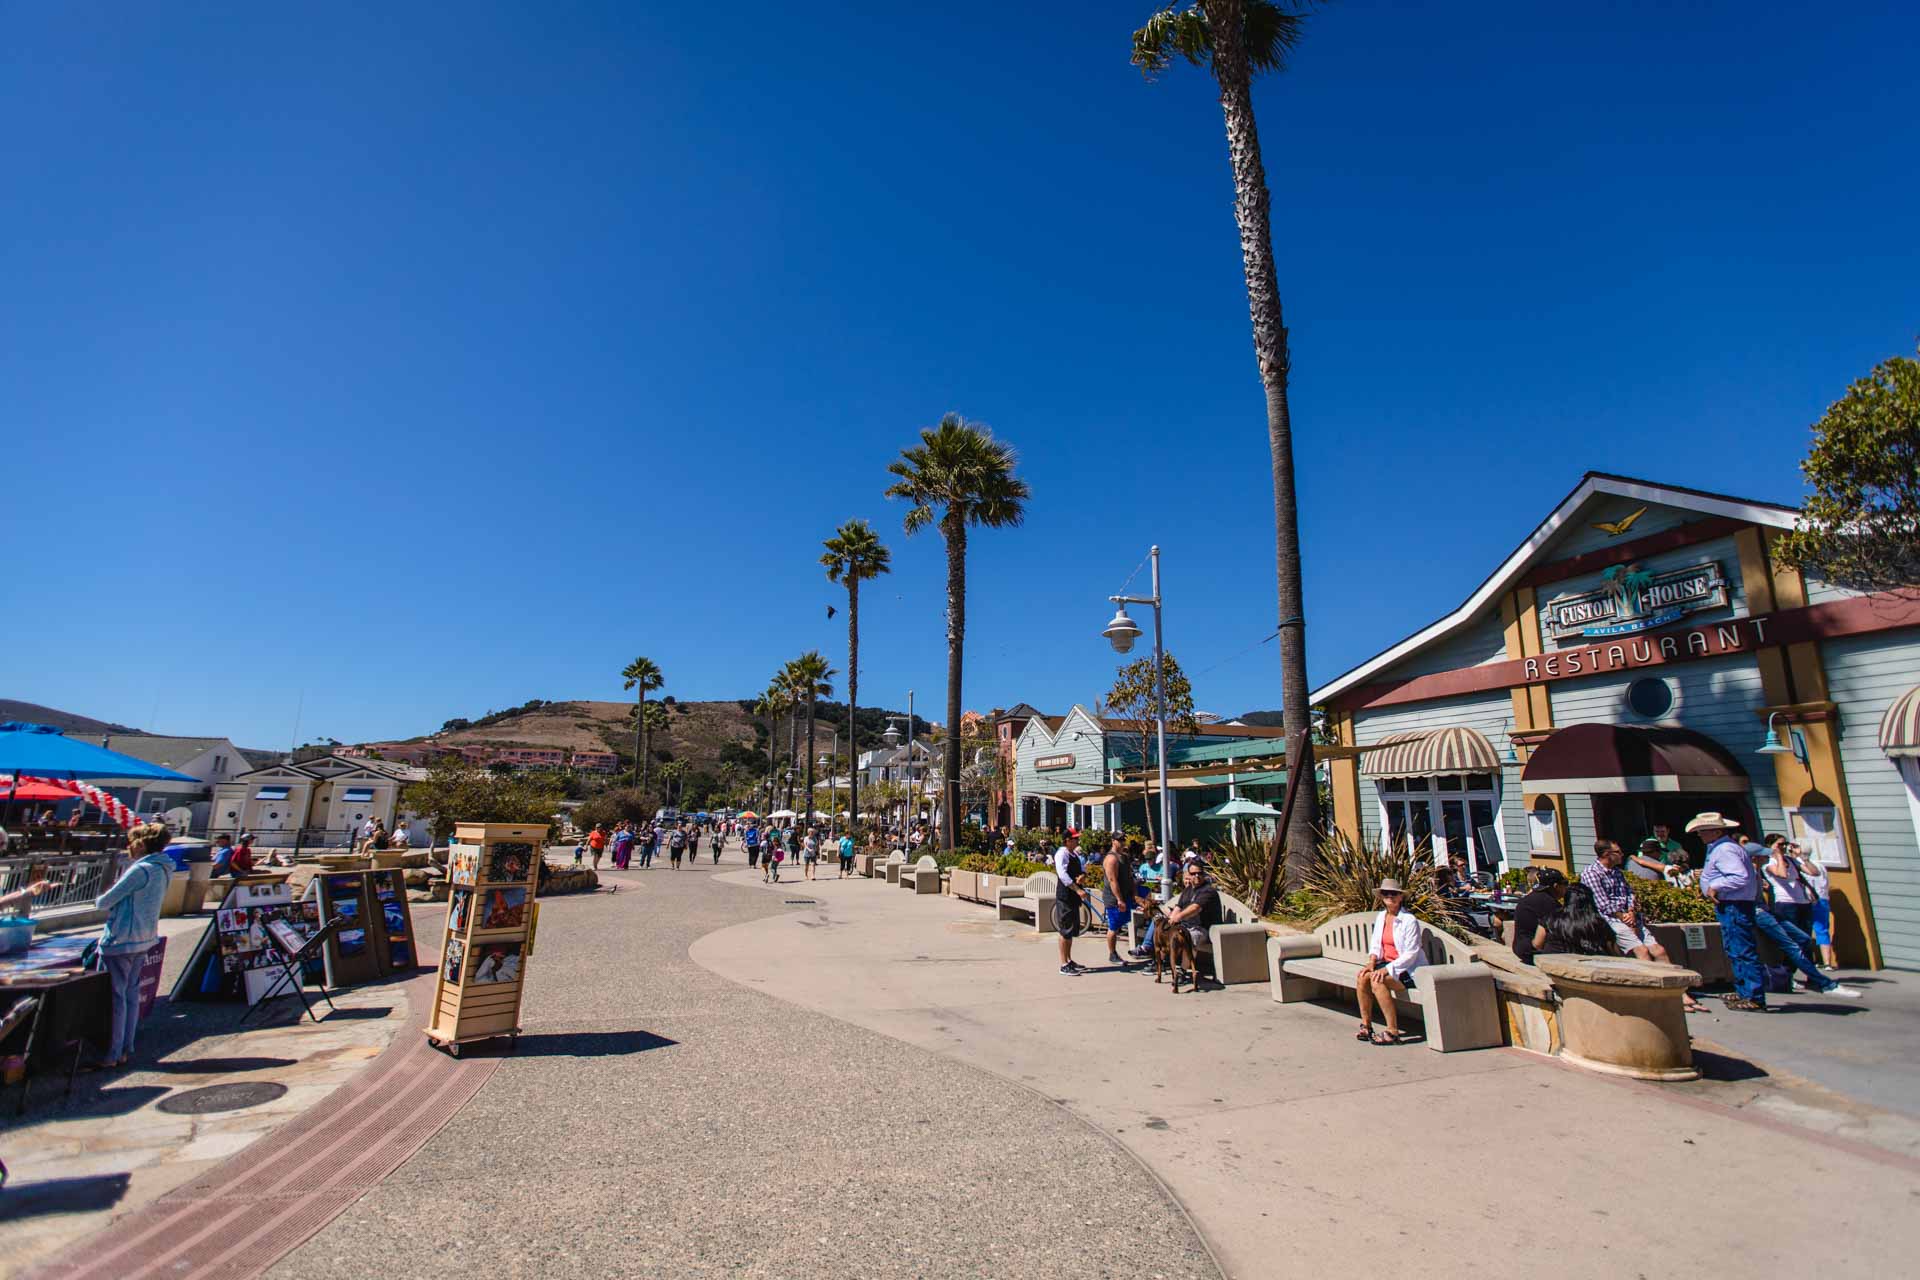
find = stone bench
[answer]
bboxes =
[1129,887,1269,986]
[880,852,906,883]
[897,854,940,895]
[1534,953,1701,1081]
[996,871,1057,933]
[1267,911,1501,1052]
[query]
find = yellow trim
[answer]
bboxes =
[1739,530,1882,968]
[1330,711,1362,845]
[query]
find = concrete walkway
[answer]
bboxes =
[270,848,1214,1279]
[692,868,1920,1280]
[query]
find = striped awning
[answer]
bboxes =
[1882,685,1920,758]
[1361,727,1502,778]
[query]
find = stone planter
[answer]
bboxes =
[1535,954,1701,1081]
[949,868,979,901]
[1649,922,1729,985]
[978,873,1007,903]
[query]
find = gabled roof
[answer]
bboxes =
[1311,472,1801,706]
[78,735,229,766]
[996,702,1045,722]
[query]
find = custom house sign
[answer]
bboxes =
[1543,560,1729,644]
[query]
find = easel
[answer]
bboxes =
[239,917,343,1027]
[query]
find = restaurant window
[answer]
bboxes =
[1378,774,1503,876]
[1626,677,1674,720]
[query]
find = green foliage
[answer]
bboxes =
[1775,344,1920,591]
[1626,877,1717,924]
[1300,829,1464,937]
[1206,833,1279,910]
[402,760,561,845]
[821,519,893,588]
[884,413,1031,538]
[958,853,1000,873]
[1131,1,1311,80]
[1497,867,1531,894]
[1008,828,1056,855]
[574,787,655,833]
[1105,653,1200,745]
[996,854,1047,878]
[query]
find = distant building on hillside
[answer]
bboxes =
[570,749,619,773]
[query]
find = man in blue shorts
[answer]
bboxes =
[1101,833,1137,967]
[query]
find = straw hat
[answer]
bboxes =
[1684,811,1740,834]
[1376,878,1407,896]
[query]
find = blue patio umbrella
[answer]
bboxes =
[0,723,199,782]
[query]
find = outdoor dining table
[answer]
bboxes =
[0,934,113,1112]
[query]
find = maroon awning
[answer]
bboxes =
[1520,723,1749,794]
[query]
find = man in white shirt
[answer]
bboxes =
[1051,830,1087,975]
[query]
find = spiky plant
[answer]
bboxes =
[1301,828,1464,935]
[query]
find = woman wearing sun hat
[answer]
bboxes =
[1355,879,1425,1045]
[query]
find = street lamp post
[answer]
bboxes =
[1103,545,1174,852]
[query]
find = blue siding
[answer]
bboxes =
[1821,633,1920,969]
[1352,693,1520,868]
[1382,610,1511,680]
[1546,656,1778,873]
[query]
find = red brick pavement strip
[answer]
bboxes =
[25,973,501,1280]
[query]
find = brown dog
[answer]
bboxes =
[1152,910,1196,993]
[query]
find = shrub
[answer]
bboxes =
[1206,834,1279,909]
[996,854,1046,878]
[932,848,971,868]
[1008,828,1055,855]
[958,853,999,873]
[1300,829,1465,937]
[1626,877,1717,923]
[1497,867,1531,895]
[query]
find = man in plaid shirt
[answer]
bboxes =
[1582,840,1671,962]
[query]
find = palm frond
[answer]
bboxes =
[1130,1,1316,80]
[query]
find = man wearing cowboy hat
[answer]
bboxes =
[1693,811,1861,1008]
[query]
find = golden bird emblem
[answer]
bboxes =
[1592,506,1647,537]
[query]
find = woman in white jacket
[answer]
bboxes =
[1356,879,1426,1045]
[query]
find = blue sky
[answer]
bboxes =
[5,2,1916,749]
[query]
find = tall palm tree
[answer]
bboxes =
[885,413,1030,851]
[788,650,836,830]
[621,657,664,792]
[641,702,669,800]
[753,687,783,814]
[821,520,892,837]
[775,662,805,814]
[1133,1,1320,881]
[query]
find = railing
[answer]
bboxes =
[1,851,125,917]
[1,826,126,856]
[205,827,435,855]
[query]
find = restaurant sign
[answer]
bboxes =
[1543,560,1728,644]
[1035,753,1076,772]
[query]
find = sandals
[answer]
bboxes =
[1355,1028,1374,1042]
[1371,1029,1407,1046]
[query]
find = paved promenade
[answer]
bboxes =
[19,841,1920,1280]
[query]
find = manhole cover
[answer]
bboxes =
[157,1082,289,1115]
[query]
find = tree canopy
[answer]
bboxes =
[1775,345,1920,592]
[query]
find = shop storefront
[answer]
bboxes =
[1314,473,1920,969]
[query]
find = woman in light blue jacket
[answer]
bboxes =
[93,822,176,1068]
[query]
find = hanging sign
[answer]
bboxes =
[1543,561,1728,644]
[1035,753,1076,772]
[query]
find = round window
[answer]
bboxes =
[1626,677,1674,720]
[268,811,280,820]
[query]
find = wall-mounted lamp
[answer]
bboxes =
[1757,712,1810,768]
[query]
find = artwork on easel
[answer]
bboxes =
[442,937,466,984]
[449,845,481,886]
[469,941,522,985]
[480,887,527,930]
[485,843,533,884]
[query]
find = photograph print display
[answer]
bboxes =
[480,887,527,930]
[469,942,523,985]
[484,842,533,884]
[448,844,481,886]
[442,937,466,984]
[448,888,473,934]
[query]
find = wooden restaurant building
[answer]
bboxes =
[1313,473,1920,970]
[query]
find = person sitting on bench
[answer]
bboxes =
[1159,862,1221,966]
[1355,879,1425,1046]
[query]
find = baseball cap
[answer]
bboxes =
[1065,828,1080,838]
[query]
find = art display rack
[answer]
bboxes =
[425,821,545,1057]
[303,868,423,988]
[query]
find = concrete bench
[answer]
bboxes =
[881,851,907,884]
[1267,911,1500,1052]
[897,854,940,895]
[1129,887,1270,986]
[996,871,1057,933]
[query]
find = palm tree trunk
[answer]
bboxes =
[942,514,966,852]
[804,695,818,830]
[640,706,652,800]
[847,581,860,835]
[785,709,798,813]
[765,709,777,812]
[633,695,643,787]
[1206,0,1317,885]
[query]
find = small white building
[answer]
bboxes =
[210,753,430,849]
[80,734,254,834]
